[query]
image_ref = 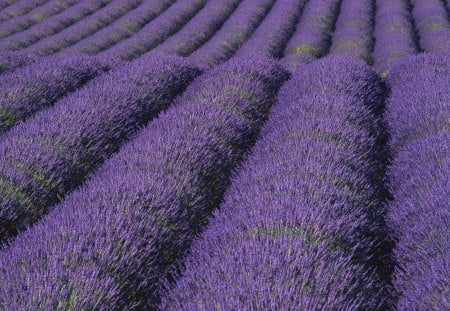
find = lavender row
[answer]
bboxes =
[0,0,47,23]
[410,0,450,53]
[188,0,275,70]
[0,57,288,310]
[22,0,142,56]
[0,55,110,134]
[61,0,174,55]
[150,0,241,57]
[0,55,199,244]
[281,0,341,72]
[0,51,35,74]
[329,0,374,64]
[102,0,206,60]
[0,0,19,11]
[0,0,111,50]
[234,0,306,59]
[385,54,450,310]
[0,0,80,39]
[161,56,391,310]
[373,0,418,75]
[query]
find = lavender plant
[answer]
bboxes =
[160,55,392,310]
[102,0,207,60]
[281,0,341,72]
[329,0,374,64]
[22,0,143,56]
[0,54,110,134]
[188,0,275,70]
[60,0,174,55]
[0,56,288,310]
[0,55,200,243]
[0,0,49,23]
[0,0,80,39]
[373,0,419,75]
[410,0,450,53]
[150,0,241,57]
[234,0,306,59]
[0,0,111,50]
[385,54,450,310]
[0,51,35,73]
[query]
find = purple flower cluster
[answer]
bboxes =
[150,0,241,57]
[410,0,450,53]
[329,0,374,63]
[373,0,419,75]
[60,0,173,55]
[385,54,450,310]
[22,0,143,56]
[0,0,111,50]
[0,0,48,23]
[0,0,80,39]
[0,55,200,243]
[234,0,306,59]
[0,54,110,134]
[102,0,206,60]
[0,51,35,73]
[0,56,288,310]
[281,0,341,72]
[160,56,391,310]
[188,0,276,70]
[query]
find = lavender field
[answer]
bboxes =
[0,0,449,310]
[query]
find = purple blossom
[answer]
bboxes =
[0,0,49,23]
[0,50,35,73]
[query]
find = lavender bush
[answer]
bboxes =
[0,56,288,310]
[61,0,174,55]
[22,0,142,56]
[329,0,374,64]
[0,0,20,11]
[149,0,241,57]
[102,0,206,60]
[234,0,306,59]
[0,54,110,134]
[0,0,48,23]
[0,55,200,243]
[385,54,450,310]
[0,0,111,50]
[410,0,450,53]
[281,0,341,72]
[160,55,392,310]
[0,51,35,73]
[188,0,275,70]
[373,0,419,75]
[0,0,80,39]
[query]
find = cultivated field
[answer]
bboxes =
[0,0,449,309]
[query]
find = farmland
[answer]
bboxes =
[0,0,449,310]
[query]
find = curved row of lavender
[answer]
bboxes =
[410,0,450,53]
[150,0,242,57]
[281,0,341,72]
[233,0,306,59]
[0,55,200,244]
[0,0,80,39]
[329,0,374,64]
[188,0,275,70]
[60,0,174,55]
[0,55,110,134]
[22,0,143,56]
[160,55,392,310]
[373,0,419,75]
[0,0,48,22]
[0,50,34,73]
[0,56,288,310]
[0,0,111,50]
[102,0,207,60]
[0,0,20,12]
[385,54,450,310]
